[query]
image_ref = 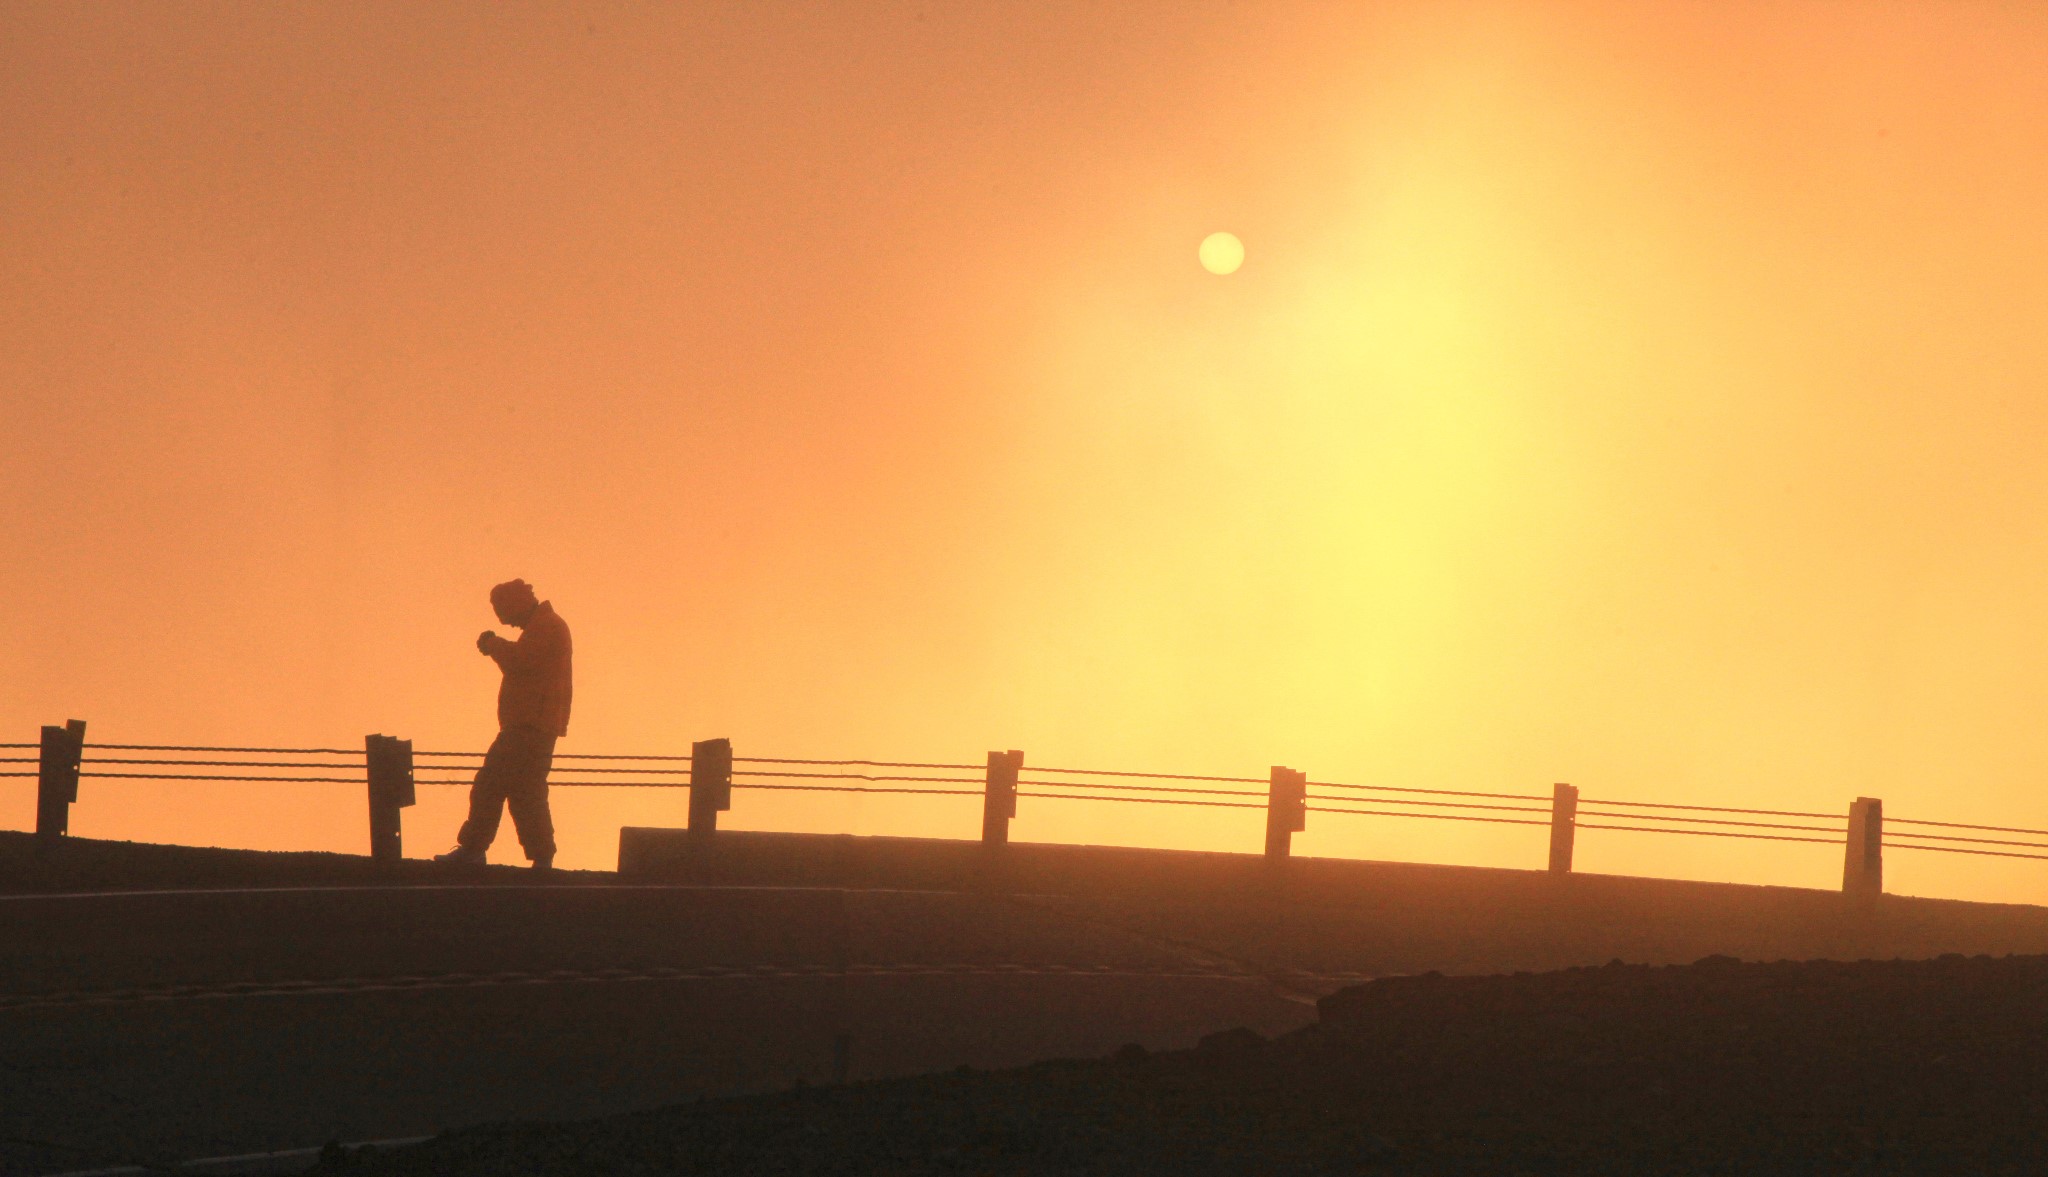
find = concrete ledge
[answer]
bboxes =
[615,824,1805,903]
[619,827,1309,896]
[623,828,1538,899]
[619,827,2048,971]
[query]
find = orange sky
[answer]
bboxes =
[6,2,2048,901]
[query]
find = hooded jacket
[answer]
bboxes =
[489,601,573,737]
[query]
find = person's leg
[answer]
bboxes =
[454,731,518,852]
[503,729,558,865]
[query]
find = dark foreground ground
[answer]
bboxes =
[11,831,2048,1175]
[310,952,2048,1177]
[0,830,584,893]
[0,834,1320,1175]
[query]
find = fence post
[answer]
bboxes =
[1265,767,1306,860]
[364,734,416,863]
[981,749,1022,846]
[1548,782,1578,874]
[689,738,733,841]
[1843,796,1883,903]
[35,720,86,846]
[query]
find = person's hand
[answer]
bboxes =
[477,630,497,654]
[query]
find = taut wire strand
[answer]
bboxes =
[728,770,984,784]
[1017,791,1265,810]
[1578,797,1839,820]
[90,743,361,755]
[78,772,361,783]
[734,757,982,771]
[1576,821,1840,846]
[1025,765,1266,784]
[1309,795,1551,816]
[32,736,2048,875]
[1017,778,1265,798]
[413,750,691,761]
[83,758,365,770]
[1887,816,2048,838]
[1309,805,1548,828]
[729,782,981,797]
[1885,841,2048,862]
[411,764,688,777]
[1574,810,1844,835]
[1873,830,2048,851]
[1313,780,1549,802]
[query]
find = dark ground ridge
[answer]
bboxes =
[17,831,2048,1174]
[305,951,2048,1177]
[0,963,1375,1014]
[0,831,606,893]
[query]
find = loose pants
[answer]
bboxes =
[457,726,557,862]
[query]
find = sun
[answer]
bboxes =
[1199,231,1244,275]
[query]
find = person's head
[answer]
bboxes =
[489,579,540,627]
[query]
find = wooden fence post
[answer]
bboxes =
[1548,782,1578,874]
[364,734,416,863]
[35,720,86,846]
[689,738,733,841]
[1844,796,1883,903]
[981,749,1022,846]
[1265,767,1306,859]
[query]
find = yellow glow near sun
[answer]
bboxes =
[1199,231,1244,275]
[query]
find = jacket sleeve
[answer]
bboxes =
[488,623,560,674]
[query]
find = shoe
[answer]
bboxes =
[530,856,555,873]
[434,844,486,865]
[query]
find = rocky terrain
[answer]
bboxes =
[308,952,2048,1176]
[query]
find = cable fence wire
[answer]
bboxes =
[403,777,689,790]
[88,743,364,756]
[413,771,988,793]
[1578,797,1841,821]
[1019,778,1265,799]
[729,770,984,785]
[1314,779,1550,803]
[1027,764,1266,785]
[733,781,982,797]
[76,772,365,784]
[1310,804,1549,828]
[1889,816,2048,839]
[554,752,693,762]
[41,739,2048,872]
[1018,790,1265,810]
[414,750,694,762]
[1878,830,2048,852]
[1576,820,1842,846]
[411,765,690,777]
[410,780,684,790]
[411,775,993,794]
[735,757,982,771]
[82,758,367,770]
[1308,794,1551,816]
[1886,840,2048,862]
[731,773,979,790]
[413,779,690,788]
[1575,810,1845,835]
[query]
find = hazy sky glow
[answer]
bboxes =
[7,2,2048,899]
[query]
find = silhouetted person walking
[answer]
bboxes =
[436,579,572,870]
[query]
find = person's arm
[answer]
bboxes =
[481,622,559,673]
